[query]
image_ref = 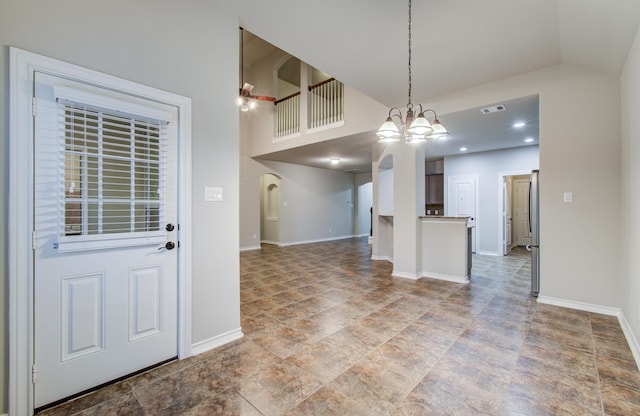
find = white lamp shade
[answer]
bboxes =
[407,113,433,136]
[407,135,427,144]
[430,119,449,136]
[377,118,401,141]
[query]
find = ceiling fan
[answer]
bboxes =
[238,28,275,111]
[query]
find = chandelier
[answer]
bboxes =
[376,0,449,143]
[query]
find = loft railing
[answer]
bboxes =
[274,78,344,139]
[308,78,343,129]
[275,92,300,138]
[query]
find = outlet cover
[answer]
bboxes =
[204,187,223,202]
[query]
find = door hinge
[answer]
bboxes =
[32,230,37,250]
[31,364,37,384]
[32,97,37,117]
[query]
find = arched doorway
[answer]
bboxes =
[260,173,282,244]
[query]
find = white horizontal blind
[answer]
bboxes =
[59,100,168,245]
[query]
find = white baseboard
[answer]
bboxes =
[277,234,356,247]
[618,313,640,371]
[240,245,261,252]
[421,271,469,284]
[190,328,243,356]
[536,296,621,316]
[371,255,393,262]
[537,296,640,371]
[392,270,421,280]
[477,250,500,256]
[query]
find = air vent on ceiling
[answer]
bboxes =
[480,104,506,114]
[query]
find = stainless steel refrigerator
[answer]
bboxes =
[527,170,540,296]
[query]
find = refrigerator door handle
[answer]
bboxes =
[528,181,532,234]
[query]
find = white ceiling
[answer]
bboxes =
[257,95,540,172]
[220,0,640,172]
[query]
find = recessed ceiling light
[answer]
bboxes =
[330,158,340,165]
[513,122,526,128]
[524,137,534,143]
[459,147,468,152]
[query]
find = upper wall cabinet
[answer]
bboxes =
[426,174,444,205]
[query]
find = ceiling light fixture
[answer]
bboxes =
[238,96,257,112]
[524,137,534,143]
[376,0,448,144]
[459,147,468,152]
[238,28,275,111]
[330,158,340,165]
[513,122,526,128]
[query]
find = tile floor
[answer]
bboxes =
[39,238,640,415]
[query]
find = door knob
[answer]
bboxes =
[165,223,175,232]
[158,241,176,251]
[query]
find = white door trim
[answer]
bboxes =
[9,47,193,415]
[497,170,530,256]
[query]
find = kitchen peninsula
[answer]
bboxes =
[420,216,473,283]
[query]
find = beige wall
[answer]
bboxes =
[389,64,622,307]
[1,1,241,412]
[243,46,389,158]
[621,26,640,353]
[240,157,356,249]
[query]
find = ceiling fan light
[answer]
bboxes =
[240,82,254,96]
[377,117,401,141]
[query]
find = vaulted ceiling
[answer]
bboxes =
[218,0,640,172]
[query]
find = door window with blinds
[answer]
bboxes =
[54,87,172,251]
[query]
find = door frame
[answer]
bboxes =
[9,48,193,415]
[497,170,530,256]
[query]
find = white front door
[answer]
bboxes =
[448,175,477,253]
[513,178,532,246]
[33,72,179,408]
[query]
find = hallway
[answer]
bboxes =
[40,239,640,415]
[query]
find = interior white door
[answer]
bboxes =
[448,175,477,253]
[503,179,513,255]
[513,178,532,246]
[33,72,179,408]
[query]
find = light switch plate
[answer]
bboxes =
[563,192,573,203]
[204,187,223,202]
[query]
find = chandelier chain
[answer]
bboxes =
[407,0,413,109]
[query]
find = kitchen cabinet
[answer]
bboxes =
[426,174,444,204]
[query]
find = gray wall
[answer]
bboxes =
[427,64,621,309]
[240,157,355,248]
[621,26,640,357]
[355,173,373,237]
[1,1,241,412]
[444,146,540,255]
